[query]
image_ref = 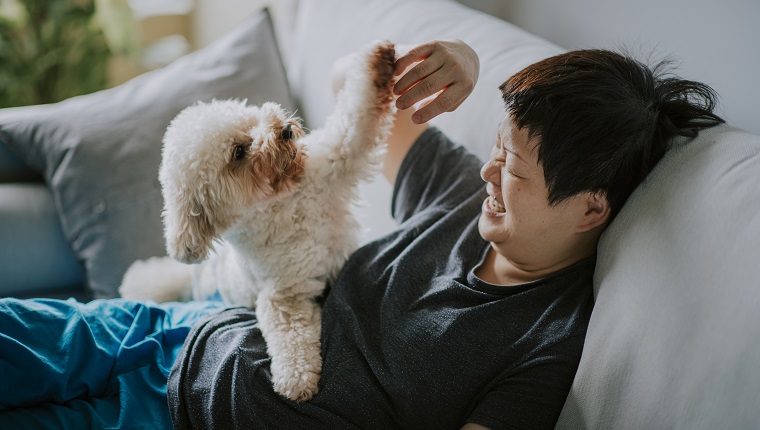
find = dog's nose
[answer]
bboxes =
[281,125,293,141]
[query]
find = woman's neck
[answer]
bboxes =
[475,243,594,286]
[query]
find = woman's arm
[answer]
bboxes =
[382,102,427,184]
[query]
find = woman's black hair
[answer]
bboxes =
[500,49,724,220]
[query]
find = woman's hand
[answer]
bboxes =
[393,39,479,124]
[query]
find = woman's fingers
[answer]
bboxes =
[392,39,479,123]
[409,84,469,124]
[394,52,445,97]
[393,42,436,77]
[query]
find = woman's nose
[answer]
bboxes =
[480,159,499,183]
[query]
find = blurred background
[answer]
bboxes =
[1,0,758,134]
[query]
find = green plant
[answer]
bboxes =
[0,0,135,108]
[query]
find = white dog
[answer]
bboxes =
[120,40,396,402]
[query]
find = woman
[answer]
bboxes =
[168,41,723,429]
[0,40,722,429]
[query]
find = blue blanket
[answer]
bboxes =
[0,298,225,429]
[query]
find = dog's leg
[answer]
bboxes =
[256,280,324,402]
[309,40,397,186]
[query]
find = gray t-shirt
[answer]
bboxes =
[168,128,595,429]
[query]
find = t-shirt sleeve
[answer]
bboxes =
[466,336,586,430]
[392,127,485,224]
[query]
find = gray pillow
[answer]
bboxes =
[0,8,294,298]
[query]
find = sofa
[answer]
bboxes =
[1,0,759,428]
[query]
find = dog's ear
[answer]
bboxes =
[162,187,217,264]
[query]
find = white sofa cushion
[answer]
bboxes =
[289,0,562,242]
[555,124,760,429]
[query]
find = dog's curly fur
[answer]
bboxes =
[120,40,397,402]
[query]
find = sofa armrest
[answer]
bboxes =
[0,183,87,300]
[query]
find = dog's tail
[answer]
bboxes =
[119,256,194,302]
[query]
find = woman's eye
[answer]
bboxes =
[233,145,246,161]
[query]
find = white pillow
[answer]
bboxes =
[555,124,760,429]
[289,0,562,241]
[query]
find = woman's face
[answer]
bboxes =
[478,116,583,262]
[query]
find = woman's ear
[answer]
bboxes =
[576,191,611,232]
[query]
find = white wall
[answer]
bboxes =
[191,0,297,58]
[461,0,760,135]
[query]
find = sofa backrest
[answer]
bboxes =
[289,0,562,242]
[290,1,760,428]
[555,123,760,429]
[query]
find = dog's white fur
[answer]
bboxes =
[120,41,396,402]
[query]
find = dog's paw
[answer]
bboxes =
[367,40,396,106]
[272,368,321,402]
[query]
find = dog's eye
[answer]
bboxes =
[233,145,246,161]
[281,125,293,141]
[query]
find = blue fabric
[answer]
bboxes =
[0,298,225,429]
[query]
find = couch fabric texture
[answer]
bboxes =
[555,124,760,429]
[0,184,86,297]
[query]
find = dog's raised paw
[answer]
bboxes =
[369,40,396,103]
